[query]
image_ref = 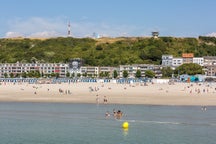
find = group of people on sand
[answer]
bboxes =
[105,109,123,119]
[96,94,108,104]
[58,88,72,95]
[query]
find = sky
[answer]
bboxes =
[0,0,216,38]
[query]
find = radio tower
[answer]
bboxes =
[68,21,71,37]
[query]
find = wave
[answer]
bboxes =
[118,119,216,126]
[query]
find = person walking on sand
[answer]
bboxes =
[103,96,108,104]
[96,94,100,104]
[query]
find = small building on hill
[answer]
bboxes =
[152,31,159,38]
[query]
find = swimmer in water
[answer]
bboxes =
[115,110,123,119]
[105,111,111,118]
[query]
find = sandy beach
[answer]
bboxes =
[0,81,216,106]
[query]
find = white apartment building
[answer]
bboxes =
[203,56,216,76]
[0,62,118,78]
[193,57,204,66]
[99,67,116,77]
[0,62,68,78]
[161,54,216,77]
[119,64,162,78]
[80,66,99,77]
[161,55,173,67]
[203,56,216,66]
[162,54,204,68]
[172,58,183,67]
[119,65,138,78]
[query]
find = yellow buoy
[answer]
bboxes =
[122,121,129,129]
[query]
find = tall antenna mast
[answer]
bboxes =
[68,21,71,37]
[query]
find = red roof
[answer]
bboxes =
[182,53,194,58]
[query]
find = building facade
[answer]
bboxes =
[68,58,84,77]
[162,53,204,68]
[203,56,216,66]
[172,58,183,67]
[161,54,215,77]
[80,66,99,77]
[203,56,216,76]
[119,64,162,78]
[204,65,216,76]
[0,62,68,78]
[182,53,194,64]
[1,55,215,78]
[193,57,204,66]
[161,55,173,67]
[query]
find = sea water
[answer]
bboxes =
[0,102,216,144]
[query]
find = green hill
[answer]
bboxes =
[0,36,216,66]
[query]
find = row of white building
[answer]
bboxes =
[0,60,162,78]
[162,53,204,67]
[162,53,216,76]
[0,54,216,78]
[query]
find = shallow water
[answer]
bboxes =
[0,102,216,144]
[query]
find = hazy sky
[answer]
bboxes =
[0,0,215,38]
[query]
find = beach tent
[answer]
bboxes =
[195,74,205,82]
[180,75,200,82]
[179,74,190,82]
[190,76,199,82]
